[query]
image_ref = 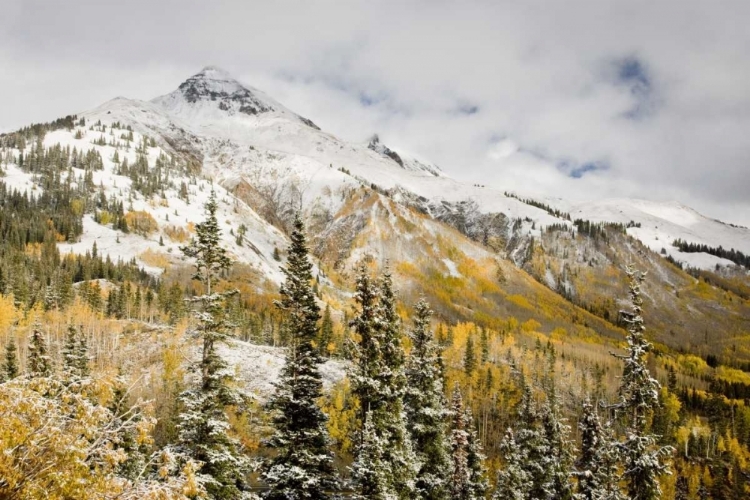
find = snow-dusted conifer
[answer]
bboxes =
[493,428,531,500]
[611,265,673,500]
[350,412,391,500]
[449,385,472,500]
[62,325,89,381]
[540,400,574,499]
[349,263,385,429]
[465,401,489,499]
[263,214,337,499]
[496,382,570,500]
[575,401,625,500]
[27,321,52,377]
[374,268,417,499]
[404,298,450,500]
[177,190,250,499]
[512,384,551,499]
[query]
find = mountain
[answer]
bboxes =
[2,66,749,363]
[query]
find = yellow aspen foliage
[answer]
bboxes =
[125,210,159,236]
[0,377,201,499]
[321,379,359,455]
[521,318,541,333]
[0,294,21,335]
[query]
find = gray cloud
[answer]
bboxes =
[2,0,749,225]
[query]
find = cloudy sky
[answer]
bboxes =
[2,1,749,225]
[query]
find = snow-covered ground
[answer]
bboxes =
[4,119,288,282]
[218,340,347,400]
[557,198,750,271]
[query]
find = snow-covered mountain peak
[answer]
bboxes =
[165,66,276,115]
[150,66,321,132]
[367,133,405,167]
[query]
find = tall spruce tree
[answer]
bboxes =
[404,298,450,499]
[176,190,250,499]
[350,412,390,500]
[493,428,531,500]
[27,321,52,377]
[575,401,625,500]
[539,400,574,499]
[464,399,489,499]
[449,385,472,500]
[3,339,19,380]
[373,269,417,499]
[494,382,573,500]
[262,214,337,499]
[464,334,476,376]
[611,265,673,500]
[450,384,488,500]
[349,263,385,432]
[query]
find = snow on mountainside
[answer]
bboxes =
[543,197,750,271]
[46,66,750,273]
[3,118,288,282]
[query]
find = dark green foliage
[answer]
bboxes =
[62,325,89,381]
[177,191,249,499]
[673,238,750,269]
[263,214,337,498]
[349,264,386,428]
[0,114,77,149]
[3,339,19,380]
[27,322,52,377]
[480,327,489,363]
[449,385,488,500]
[612,266,674,500]
[464,334,476,376]
[371,269,417,498]
[318,304,334,357]
[573,219,638,240]
[504,192,571,220]
[575,402,624,500]
[404,298,450,499]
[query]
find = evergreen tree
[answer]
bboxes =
[404,298,450,499]
[464,334,476,376]
[349,264,385,433]
[27,322,52,377]
[449,384,487,500]
[350,413,390,500]
[62,325,88,381]
[464,400,489,499]
[375,269,417,498]
[480,327,489,364]
[611,265,674,500]
[449,385,472,500]
[493,428,531,500]
[176,190,250,499]
[575,401,625,500]
[494,382,573,500]
[539,401,574,499]
[108,377,150,481]
[263,214,337,499]
[4,339,19,380]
